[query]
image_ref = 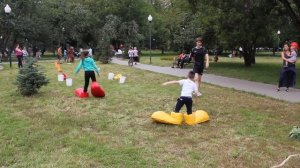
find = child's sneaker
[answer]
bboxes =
[194,92,202,97]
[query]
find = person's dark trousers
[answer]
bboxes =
[84,71,96,92]
[17,56,23,68]
[174,96,193,114]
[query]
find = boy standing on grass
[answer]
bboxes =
[162,71,201,125]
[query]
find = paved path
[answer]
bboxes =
[112,58,300,103]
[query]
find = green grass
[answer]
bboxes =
[0,60,300,167]
[139,51,300,88]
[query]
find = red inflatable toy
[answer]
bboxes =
[75,88,89,98]
[62,73,67,80]
[290,42,299,50]
[91,81,105,97]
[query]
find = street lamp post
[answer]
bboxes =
[277,30,280,52]
[148,15,153,64]
[62,27,65,47]
[4,4,11,68]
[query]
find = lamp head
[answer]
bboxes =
[277,30,281,35]
[148,15,153,22]
[4,4,11,14]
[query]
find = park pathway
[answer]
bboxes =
[112,58,300,103]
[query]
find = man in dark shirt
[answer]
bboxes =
[190,37,209,95]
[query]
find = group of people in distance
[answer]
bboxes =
[128,47,139,65]
[57,46,80,63]
[14,44,29,68]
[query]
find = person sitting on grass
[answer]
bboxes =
[162,71,201,125]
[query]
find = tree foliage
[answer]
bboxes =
[0,0,298,66]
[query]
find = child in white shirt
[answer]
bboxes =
[162,71,200,115]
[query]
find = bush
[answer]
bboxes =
[289,126,300,140]
[15,57,49,96]
[97,47,113,64]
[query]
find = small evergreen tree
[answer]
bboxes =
[15,57,49,96]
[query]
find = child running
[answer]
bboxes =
[162,71,200,115]
[75,50,100,93]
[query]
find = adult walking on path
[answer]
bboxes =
[190,37,209,94]
[112,58,300,103]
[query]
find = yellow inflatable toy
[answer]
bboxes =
[54,61,62,72]
[151,111,183,125]
[114,74,122,80]
[151,110,209,125]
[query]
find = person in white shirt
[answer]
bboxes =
[128,47,134,58]
[22,47,29,64]
[133,47,139,64]
[88,48,93,58]
[162,71,200,115]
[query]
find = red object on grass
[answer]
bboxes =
[62,73,67,80]
[91,81,105,97]
[291,42,299,49]
[75,88,89,98]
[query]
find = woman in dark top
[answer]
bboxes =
[277,43,297,92]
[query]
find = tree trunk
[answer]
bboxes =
[251,45,256,64]
[161,48,165,54]
[243,52,252,67]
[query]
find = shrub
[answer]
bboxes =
[289,126,300,140]
[97,46,113,64]
[15,57,49,96]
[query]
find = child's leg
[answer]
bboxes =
[90,71,96,82]
[84,71,92,92]
[185,98,193,115]
[17,57,23,68]
[174,97,185,112]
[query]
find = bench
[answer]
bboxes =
[171,55,193,69]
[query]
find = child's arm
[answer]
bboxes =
[75,60,83,74]
[162,81,179,86]
[205,53,209,68]
[286,51,297,63]
[92,60,100,75]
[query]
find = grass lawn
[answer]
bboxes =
[139,51,300,88]
[0,60,299,167]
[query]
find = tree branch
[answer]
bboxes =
[271,154,300,168]
[279,0,300,30]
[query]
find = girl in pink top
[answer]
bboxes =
[15,44,23,68]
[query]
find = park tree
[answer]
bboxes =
[279,0,300,33]
[205,0,278,66]
[0,0,43,59]
[119,21,144,49]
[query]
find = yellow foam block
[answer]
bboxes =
[194,110,210,123]
[114,74,122,80]
[151,111,181,125]
[54,61,62,72]
[184,110,210,125]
